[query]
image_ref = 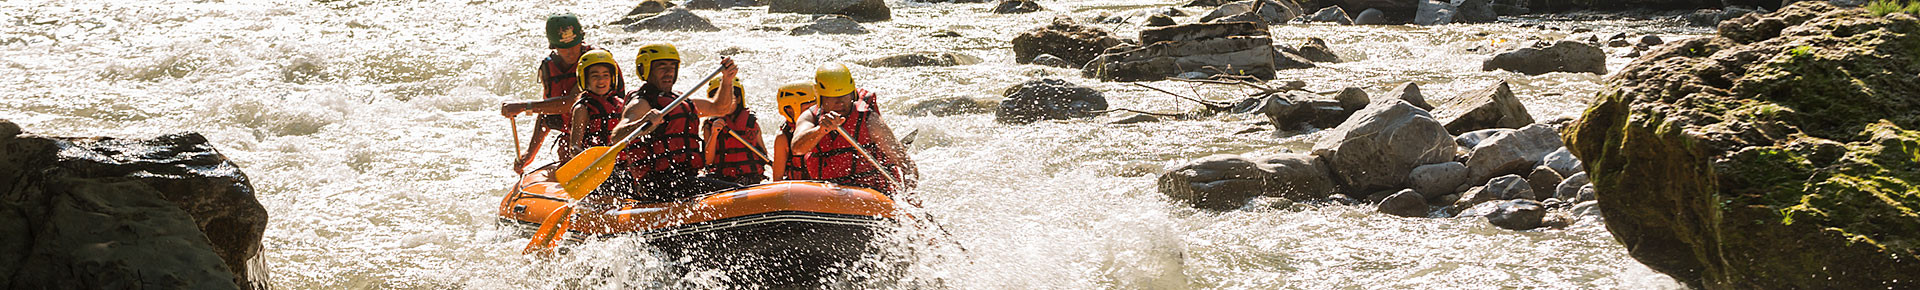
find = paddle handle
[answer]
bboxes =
[510,117,523,171]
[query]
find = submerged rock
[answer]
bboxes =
[905,96,999,116]
[1564,2,1920,288]
[1481,40,1606,75]
[1291,38,1342,63]
[996,78,1108,123]
[855,51,982,67]
[992,0,1043,14]
[1312,100,1457,193]
[686,0,760,9]
[1012,17,1126,69]
[789,15,869,35]
[0,120,269,289]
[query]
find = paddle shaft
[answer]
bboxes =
[510,117,522,170]
[832,128,901,186]
[725,130,771,162]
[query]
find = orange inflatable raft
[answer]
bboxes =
[497,167,901,284]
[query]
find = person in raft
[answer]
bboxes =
[560,49,640,197]
[608,43,742,202]
[770,81,819,181]
[791,63,919,194]
[500,13,596,174]
[699,76,770,185]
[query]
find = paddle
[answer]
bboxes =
[522,61,729,255]
[510,116,523,173]
[829,128,969,253]
[725,130,771,163]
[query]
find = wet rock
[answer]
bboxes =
[1574,183,1593,202]
[1456,0,1496,23]
[1414,0,1457,25]
[1569,200,1599,217]
[1686,6,1761,27]
[1639,35,1664,46]
[1482,200,1545,230]
[1084,22,1277,81]
[789,15,869,35]
[1378,189,1429,217]
[1308,6,1353,24]
[1464,124,1562,184]
[996,78,1108,124]
[1243,196,1296,211]
[1432,80,1535,135]
[1452,174,1534,212]
[1409,161,1468,199]
[630,0,677,15]
[1,122,269,289]
[1388,82,1434,111]
[1482,40,1605,75]
[1292,38,1341,63]
[1342,0,1419,14]
[1110,114,1162,124]
[929,30,962,37]
[1199,0,1305,24]
[1334,87,1369,111]
[1353,8,1389,25]
[623,8,721,32]
[905,96,999,116]
[1185,0,1236,6]
[1554,171,1588,201]
[1453,128,1512,148]
[1541,147,1581,176]
[1564,3,1920,287]
[1012,17,1126,69]
[1272,48,1318,69]
[1525,166,1562,199]
[1032,54,1072,67]
[992,0,1043,14]
[1312,100,1457,193]
[686,0,761,10]
[855,51,982,67]
[769,0,891,22]
[1146,14,1178,27]
[1158,153,1335,209]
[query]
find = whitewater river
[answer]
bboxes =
[3,0,1701,288]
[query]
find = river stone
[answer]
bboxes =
[1198,0,1305,24]
[1482,40,1606,75]
[1273,48,1318,69]
[1414,0,1456,25]
[1541,147,1581,176]
[1159,154,1269,210]
[1084,22,1278,81]
[905,96,999,116]
[1309,6,1352,24]
[1254,153,1338,200]
[1335,87,1369,111]
[1453,128,1512,148]
[1525,166,1562,199]
[1293,38,1341,63]
[769,0,891,22]
[1453,174,1533,211]
[1565,3,1920,287]
[1032,54,1072,67]
[1569,200,1599,217]
[1110,114,1161,124]
[1012,17,1125,69]
[992,0,1043,14]
[1312,99,1457,193]
[1432,80,1535,135]
[623,8,721,32]
[1555,171,1589,201]
[996,78,1108,124]
[1146,14,1177,27]
[790,15,868,35]
[855,51,981,67]
[1465,124,1562,185]
[1483,199,1545,230]
[1353,8,1388,25]
[1574,183,1594,203]
[686,0,761,9]
[1456,0,1495,23]
[1409,161,1468,199]
[1378,189,1430,217]
[1,124,269,289]
[1388,82,1433,111]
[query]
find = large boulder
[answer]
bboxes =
[1464,124,1563,184]
[996,79,1108,124]
[789,15,869,35]
[1083,22,1278,81]
[1012,17,1126,69]
[855,51,982,67]
[769,0,891,22]
[1158,153,1336,209]
[1414,0,1457,25]
[1308,6,1353,24]
[1431,80,1536,135]
[1481,40,1606,75]
[1312,99,1457,193]
[1199,0,1306,24]
[992,0,1043,14]
[1563,2,1920,288]
[0,121,270,289]
[622,8,721,32]
[1352,8,1390,25]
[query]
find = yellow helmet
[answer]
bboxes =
[633,43,680,81]
[814,63,856,97]
[575,49,621,92]
[776,81,819,123]
[706,76,744,98]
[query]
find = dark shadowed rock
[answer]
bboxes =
[1452,174,1534,212]
[789,15,869,35]
[1353,8,1389,25]
[1378,189,1430,217]
[1293,38,1342,63]
[1415,0,1457,25]
[906,97,999,116]
[1199,0,1306,24]
[1456,0,1496,23]
[686,0,761,10]
[769,0,891,22]
[1482,40,1606,75]
[1432,80,1535,135]
[1525,166,1562,199]
[1309,6,1353,24]
[997,78,1108,123]
[1273,48,1318,69]
[1554,171,1588,201]
[1012,17,1126,69]
[1032,54,1071,67]
[1159,153,1335,209]
[623,8,721,32]
[1389,82,1434,111]
[1335,87,1369,111]
[1146,14,1178,26]
[992,0,1043,13]
[1085,22,1277,81]
[1312,100,1457,193]
[856,51,982,67]
[1481,199,1545,230]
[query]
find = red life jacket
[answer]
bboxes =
[805,99,893,192]
[537,45,594,151]
[569,89,632,164]
[779,121,811,180]
[626,85,706,178]
[705,107,766,183]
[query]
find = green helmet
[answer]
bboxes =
[545,13,584,49]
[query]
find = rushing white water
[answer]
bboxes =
[2,0,1701,288]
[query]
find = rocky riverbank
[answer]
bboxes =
[0,120,269,289]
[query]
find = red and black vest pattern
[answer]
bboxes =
[805,101,892,192]
[570,90,632,164]
[538,44,595,134]
[627,85,706,178]
[705,107,766,182]
[780,121,811,180]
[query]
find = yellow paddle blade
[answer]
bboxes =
[555,145,623,200]
[522,204,574,255]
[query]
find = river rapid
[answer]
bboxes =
[4,0,1700,288]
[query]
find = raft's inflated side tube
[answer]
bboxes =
[496,168,899,238]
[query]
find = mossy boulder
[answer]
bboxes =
[1564,2,1920,288]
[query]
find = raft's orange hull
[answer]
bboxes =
[497,168,899,237]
